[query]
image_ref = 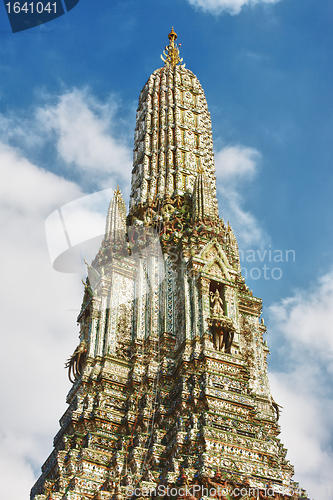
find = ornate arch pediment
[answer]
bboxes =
[203,257,231,281]
[200,240,232,280]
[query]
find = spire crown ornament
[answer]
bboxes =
[161,27,184,67]
[168,26,177,42]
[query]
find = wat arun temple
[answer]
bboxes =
[31,30,307,500]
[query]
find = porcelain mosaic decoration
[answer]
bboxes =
[31,29,307,500]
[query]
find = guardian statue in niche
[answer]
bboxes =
[208,286,235,353]
[210,289,224,317]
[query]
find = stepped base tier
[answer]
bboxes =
[31,29,307,500]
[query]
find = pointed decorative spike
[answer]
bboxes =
[161,27,183,67]
[105,188,127,242]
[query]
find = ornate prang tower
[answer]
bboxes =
[31,29,307,500]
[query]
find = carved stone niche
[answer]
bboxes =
[208,281,235,353]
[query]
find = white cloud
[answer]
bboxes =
[270,272,333,358]
[215,145,260,179]
[0,88,133,194]
[0,432,38,499]
[215,145,269,248]
[267,271,333,499]
[0,142,80,213]
[0,141,84,499]
[187,0,280,15]
[36,89,132,188]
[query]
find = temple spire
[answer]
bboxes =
[130,32,218,216]
[31,31,306,500]
[161,27,184,67]
[104,186,126,242]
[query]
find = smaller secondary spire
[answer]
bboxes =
[161,27,184,67]
[104,186,127,242]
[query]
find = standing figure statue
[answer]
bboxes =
[210,289,224,317]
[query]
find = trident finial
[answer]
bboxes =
[161,27,184,68]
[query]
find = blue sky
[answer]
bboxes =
[0,0,333,498]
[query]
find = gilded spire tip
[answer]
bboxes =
[168,27,177,42]
[161,27,184,68]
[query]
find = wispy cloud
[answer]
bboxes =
[186,0,280,15]
[267,271,333,499]
[215,145,269,248]
[0,88,133,194]
[36,89,132,190]
[269,272,333,358]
